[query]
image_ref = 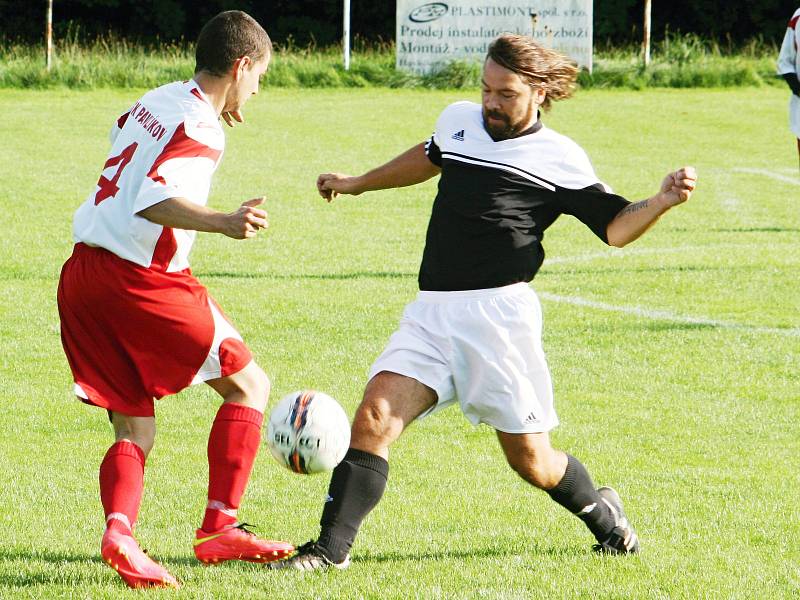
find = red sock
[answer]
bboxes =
[99,440,145,536]
[202,403,263,532]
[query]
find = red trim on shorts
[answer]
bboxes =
[146,122,221,185]
[790,15,799,29]
[218,338,252,377]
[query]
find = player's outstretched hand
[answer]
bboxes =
[224,196,268,239]
[659,167,697,207]
[221,110,244,128]
[317,173,363,202]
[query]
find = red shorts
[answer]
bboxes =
[57,243,252,417]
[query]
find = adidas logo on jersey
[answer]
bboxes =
[451,129,465,141]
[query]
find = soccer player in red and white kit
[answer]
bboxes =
[778,7,800,170]
[57,11,293,588]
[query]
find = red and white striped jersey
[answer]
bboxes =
[72,80,224,271]
[778,8,800,76]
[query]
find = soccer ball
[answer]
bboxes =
[266,390,350,474]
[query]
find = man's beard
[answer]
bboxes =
[482,101,535,141]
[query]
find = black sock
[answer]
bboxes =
[546,454,615,542]
[316,448,389,562]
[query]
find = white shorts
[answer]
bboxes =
[369,282,558,433]
[791,94,800,139]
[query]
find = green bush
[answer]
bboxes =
[0,33,784,90]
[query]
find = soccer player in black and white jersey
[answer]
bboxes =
[271,34,697,570]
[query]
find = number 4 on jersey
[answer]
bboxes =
[94,142,138,205]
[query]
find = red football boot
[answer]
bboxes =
[193,522,294,564]
[101,528,179,588]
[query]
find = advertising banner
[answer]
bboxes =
[396,1,593,74]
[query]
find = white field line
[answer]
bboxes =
[539,292,800,338]
[732,167,800,186]
[542,239,798,336]
[721,196,740,211]
[773,167,799,175]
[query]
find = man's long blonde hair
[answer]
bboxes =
[487,34,578,111]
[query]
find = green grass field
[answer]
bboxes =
[0,85,798,598]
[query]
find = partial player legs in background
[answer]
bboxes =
[196,361,293,564]
[796,139,799,173]
[269,371,437,570]
[496,430,639,554]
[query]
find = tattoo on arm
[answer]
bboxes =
[619,199,649,216]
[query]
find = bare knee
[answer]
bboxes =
[351,396,397,450]
[496,431,568,490]
[349,372,435,457]
[207,361,270,413]
[111,413,156,458]
[506,451,565,489]
[235,365,270,411]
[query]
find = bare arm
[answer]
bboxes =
[137,196,268,239]
[606,167,697,247]
[317,142,441,202]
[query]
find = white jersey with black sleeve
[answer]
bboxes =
[420,101,630,291]
[72,80,225,272]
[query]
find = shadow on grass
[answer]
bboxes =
[563,314,781,334]
[353,543,586,565]
[0,270,418,283]
[547,264,742,276]
[634,321,717,333]
[0,543,588,587]
[0,548,103,565]
[709,227,800,233]
[198,270,416,281]
[0,548,199,588]
[0,549,100,588]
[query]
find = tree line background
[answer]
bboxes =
[0,0,791,47]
